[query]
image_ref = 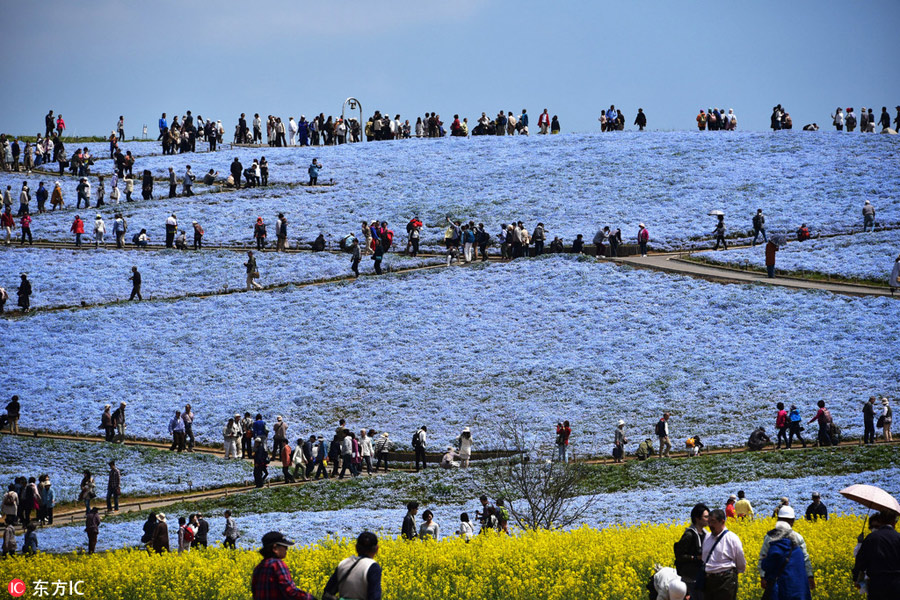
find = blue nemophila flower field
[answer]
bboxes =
[3,255,896,450]
[11,131,899,249]
[695,229,899,282]
[0,247,441,308]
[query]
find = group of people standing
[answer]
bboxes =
[831,106,899,132]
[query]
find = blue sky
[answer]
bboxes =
[2,0,898,135]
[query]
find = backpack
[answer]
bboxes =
[2,493,14,507]
[685,437,696,448]
[412,430,422,449]
[753,214,762,229]
[655,420,666,437]
[182,525,195,543]
[822,408,833,424]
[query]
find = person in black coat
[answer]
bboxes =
[17,274,31,311]
[230,158,243,189]
[401,502,418,540]
[634,108,647,131]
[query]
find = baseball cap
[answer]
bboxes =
[261,531,294,547]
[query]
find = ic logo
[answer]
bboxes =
[7,579,25,597]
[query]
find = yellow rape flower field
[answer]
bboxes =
[0,516,866,600]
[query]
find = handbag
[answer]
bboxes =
[695,530,726,590]
[322,557,364,600]
[876,415,885,428]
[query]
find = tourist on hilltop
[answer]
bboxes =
[50,182,63,211]
[634,108,647,131]
[774,402,789,449]
[272,416,288,462]
[182,403,195,451]
[538,108,550,134]
[168,410,186,452]
[571,234,584,254]
[701,509,746,600]
[374,432,391,472]
[167,167,177,198]
[17,182,30,216]
[224,415,242,459]
[475,223,490,261]
[101,405,114,441]
[245,250,262,291]
[697,109,707,130]
[863,200,876,232]
[832,107,844,131]
[802,123,819,131]
[231,157,243,189]
[192,220,204,250]
[401,502,418,540]
[878,107,891,131]
[182,165,195,197]
[613,419,627,463]
[673,503,708,599]
[805,492,827,521]
[860,108,870,133]
[846,107,857,131]
[771,105,783,131]
[75,177,91,209]
[863,397,877,445]
[165,213,178,247]
[254,217,267,250]
[551,115,560,133]
[19,212,31,245]
[853,510,900,600]
[456,427,473,468]
[556,421,571,463]
[712,215,727,250]
[93,214,105,248]
[747,426,772,451]
[253,437,270,488]
[758,505,815,600]
[786,404,806,448]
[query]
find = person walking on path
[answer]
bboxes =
[713,216,728,250]
[106,460,120,513]
[413,426,428,471]
[758,505,815,600]
[245,250,262,290]
[69,214,84,246]
[752,209,767,245]
[881,398,893,442]
[192,220,204,250]
[275,213,287,252]
[656,413,672,458]
[112,401,126,443]
[323,531,382,600]
[350,238,361,277]
[251,531,315,600]
[129,266,142,301]
[93,214,106,248]
[254,217,267,250]
[6,395,21,434]
[84,507,100,554]
[456,427,473,468]
[863,200,876,232]
[168,167,177,199]
[701,508,747,600]
[613,420,627,463]
[808,400,834,447]
[169,410,186,452]
[374,432,391,472]
[1,209,14,245]
[556,421,571,463]
[183,404,195,451]
[775,402,789,449]
[864,397,877,444]
[787,405,806,448]
[674,503,708,600]
[224,416,242,459]
[272,416,288,461]
[638,223,650,256]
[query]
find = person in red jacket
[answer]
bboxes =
[765,241,778,278]
[796,224,810,241]
[774,402,789,449]
[71,215,85,247]
[20,213,32,245]
[1,209,14,245]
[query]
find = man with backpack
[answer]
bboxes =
[808,400,835,447]
[752,209,767,245]
[656,413,671,458]
[412,426,427,471]
[758,506,815,599]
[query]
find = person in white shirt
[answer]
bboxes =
[359,429,374,475]
[288,118,298,146]
[702,508,746,600]
[93,214,105,247]
[457,513,474,541]
[651,566,688,600]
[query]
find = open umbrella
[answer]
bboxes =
[707,210,724,217]
[771,233,787,247]
[840,484,900,514]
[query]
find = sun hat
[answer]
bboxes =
[617,419,625,426]
[462,427,470,433]
[156,513,166,521]
[728,494,737,500]
[668,579,687,600]
[777,506,796,520]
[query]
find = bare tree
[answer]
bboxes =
[486,421,599,530]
